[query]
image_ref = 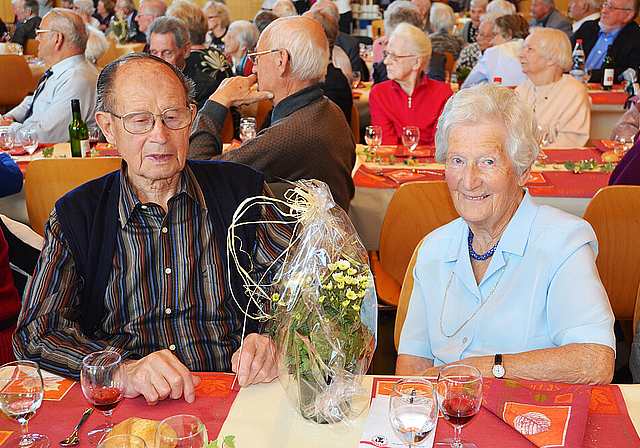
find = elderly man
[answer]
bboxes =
[569,0,602,33]
[11,0,40,47]
[412,0,432,32]
[135,0,167,35]
[572,0,640,83]
[529,0,572,36]
[115,0,145,42]
[461,0,488,43]
[272,0,297,16]
[1,9,97,143]
[189,16,356,212]
[148,17,218,110]
[14,52,290,404]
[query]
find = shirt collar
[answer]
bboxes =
[48,54,87,75]
[271,83,323,123]
[118,162,206,227]
[597,24,624,39]
[390,72,429,94]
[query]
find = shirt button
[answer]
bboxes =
[169,344,176,351]
[140,205,148,210]
[162,227,168,234]
[165,267,172,275]
[462,337,468,344]
[165,308,172,315]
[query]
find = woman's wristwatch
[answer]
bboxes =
[492,353,505,378]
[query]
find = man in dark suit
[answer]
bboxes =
[11,0,40,47]
[529,0,573,36]
[571,0,640,83]
[115,0,145,42]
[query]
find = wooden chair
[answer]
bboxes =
[24,39,39,56]
[394,241,423,349]
[350,103,359,143]
[220,112,234,143]
[372,19,385,38]
[371,181,458,308]
[0,55,34,109]
[633,281,640,334]
[255,99,273,130]
[96,41,120,69]
[25,157,122,237]
[582,185,640,323]
[442,51,455,82]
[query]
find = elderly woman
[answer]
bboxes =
[456,11,500,71]
[372,1,422,65]
[370,23,453,146]
[224,20,259,76]
[461,0,488,44]
[462,14,529,87]
[396,83,615,384]
[428,3,465,60]
[73,0,100,28]
[516,28,590,147]
[203,1,231,50]
[94,0,115,31]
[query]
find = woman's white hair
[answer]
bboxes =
[486,0,516,15]
[479,10,503,26]
[435,83,539,176]
[429,2,456,33]
[74,0,95,16]
[389,22,431,71]
[260,16,329,83]
[470,0,489,8]
[384,0,423,36]
[528,27,573,72]
[228,20,259,51]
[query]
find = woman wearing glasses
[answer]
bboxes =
[369,23,452,146]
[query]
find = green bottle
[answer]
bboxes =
[601,45,614,91]
[69,98,89,157]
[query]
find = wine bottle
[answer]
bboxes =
[601,45,614,91]
[69,98,89,157]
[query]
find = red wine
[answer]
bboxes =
[90,387,122,412]
[89,138,98,150]
[441,396,478,426]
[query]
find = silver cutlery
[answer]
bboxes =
[59,407,94,446]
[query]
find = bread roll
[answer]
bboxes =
[602,151,620,163]
[108,418,177,448]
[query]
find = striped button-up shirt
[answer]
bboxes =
[14,165,291,379]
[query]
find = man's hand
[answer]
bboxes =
[124,349,201,405]
[209,74,274,109]
[231,333,277,387]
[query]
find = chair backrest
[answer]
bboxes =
[25,157,122,237]
[350,102,359,143]
[379,181,458,286]
[255,98,273,130]
[24,39,39,56]
[582,185,640,321]
[394,237,424,349]
[96,40,120,69]
[442,51,455,82]
[372,19,385,38]
[633,281,640,334]
[220,111,234,143]
[0,54,33,108]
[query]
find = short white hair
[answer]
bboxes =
[486,0,516,15]
[384,0,423,35]
[228,20,259,51]
[528,27,572,71]
[429,2,456,33]
[272,0,297,17]
[73,0,95,16]
[479,10,503,25]
[261,16,329,83]
[435,83,538,176]
[470,0,489,8]
[389,22,431,71]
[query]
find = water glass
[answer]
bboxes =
[155,415,207,448]
[614,134,634,158]
[389,378,438,447]
[365,125,383,153]
[18,127,38,156]
[239,117,257,142]
[0,361,50,448]
[402,126,420,154]
[0,126,15,151]
[98,435,146,448]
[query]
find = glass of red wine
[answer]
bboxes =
[81,351,127,445]
[435,364,482,448]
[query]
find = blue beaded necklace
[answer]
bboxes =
[468,230,499,261]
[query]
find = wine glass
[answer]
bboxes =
[89,126,100,152]
[81,351,127,445]
[239,117,257,142]
[365,125,383,154]
[18,127,38,158]
[155,415,207,448]
[536,125,551,164]
[402,126,420,154]
[389,378,438,447]
[0,126,15,152]
[0,360,50,448]
[614,134,634,158]
[352,71,362,89]
[583,68,592,87]
[435,364,483,448]
[98,435,146,448]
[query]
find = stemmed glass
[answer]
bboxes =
[402,126,420,154]
[352,71,362,89]
[614,134,634,158]
[155,415,207,448]
[365,125,383,154]
[0,360,50,448]
[81,351,127,445]
[583,68,592,87]
[536,124,552,163]
[435,364,483,448]
[0,126,15,152]
[389,378,438,447]
[239,117,257,142]
[18,127,38,159]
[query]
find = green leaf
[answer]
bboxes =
[564,161,576,170]
[504,380,521,388]
[223,435,236,448]
[534,393,548,403]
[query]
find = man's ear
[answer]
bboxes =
[53,30,65,52]
[95,111,116,144]
[276,49,289,77]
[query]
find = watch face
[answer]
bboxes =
[492,364,505,378]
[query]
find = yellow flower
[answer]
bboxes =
[352,304,360,311]
[336,260,351,270]
[347,268,357,276]
[319,296,325,303]
[358,291,365,298]
[271,293,280,302]
[337,283,344,289]
[341,300,349,308]
[326,281,333,290]
[332,272,344,283]
[346,289,357,300]
[328,263,336,271]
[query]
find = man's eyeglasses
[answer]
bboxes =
[109,107,194,134]
[35,28,57,34]
[383,50,418,62]
[602,2,632,10]
[247,49,287,65]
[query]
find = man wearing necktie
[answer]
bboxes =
[1,8,98,143]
